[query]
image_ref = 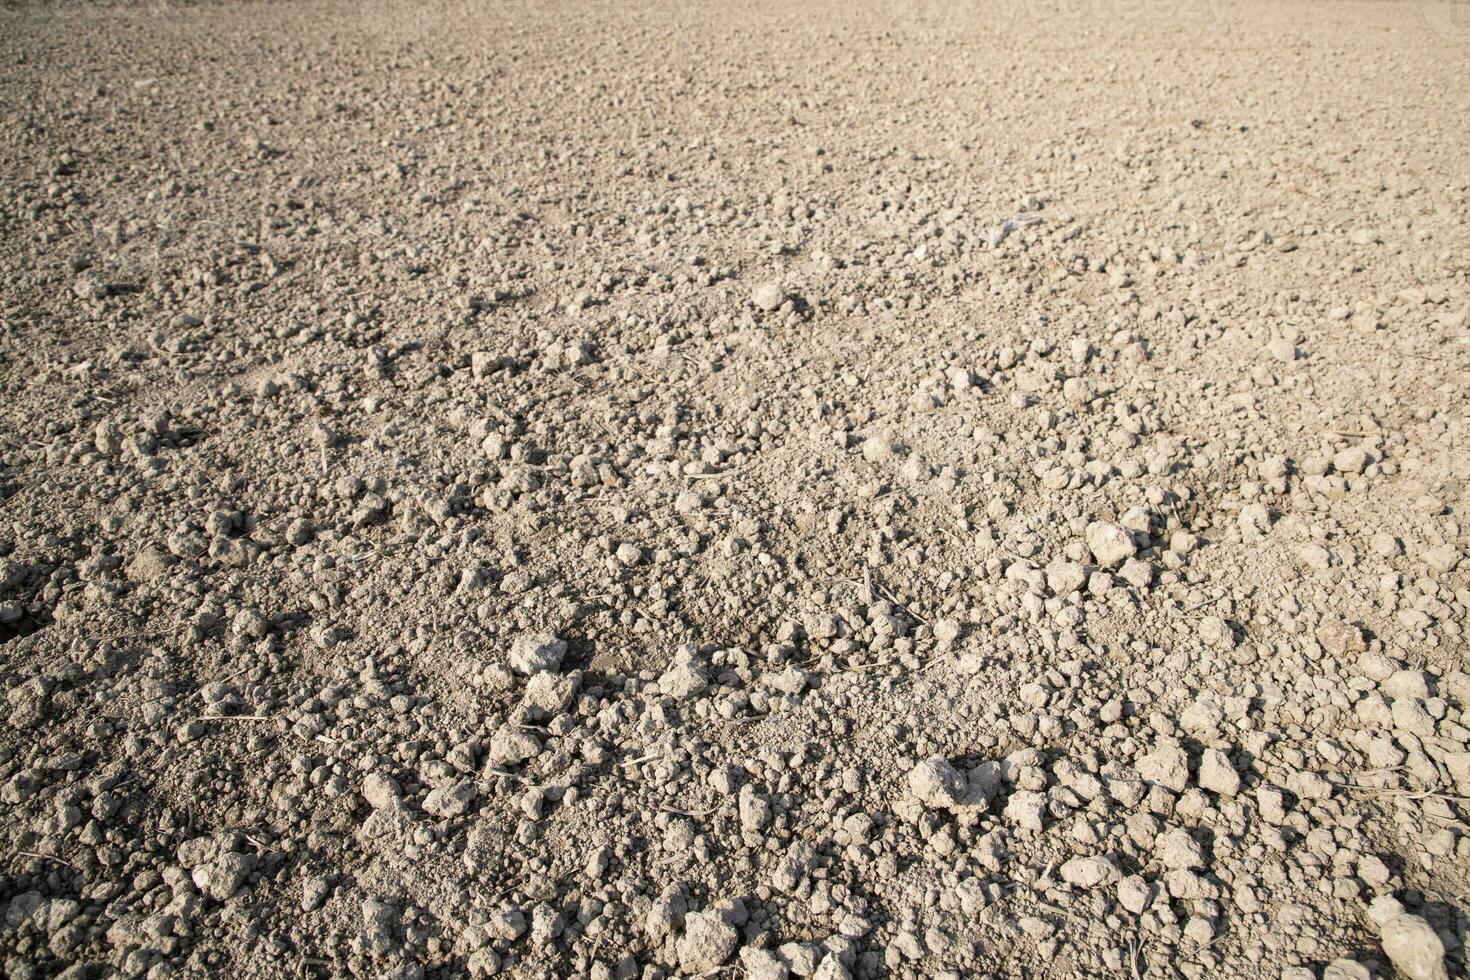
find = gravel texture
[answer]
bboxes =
[2,0,1470,978]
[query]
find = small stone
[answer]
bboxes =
[1372,904,1448,980]
[467,950,501,976]
[1256,784,1288,824]
[471,351,499,378]
[1003,790,1046,831]
[423,781,477,818]
[1319,617,1366,658]
[1391,697,1435,738]
[231,607,271,640]
[1267,336,1298,362]
[780,942,820,976]
[1117,875,1153,914]
[1063,376,1096,404]
[1287,770,1334,801]
[1358,854,1393,887]
[739,784,772,832]
[1358,651,1397,682]
[1332,446,1373,475]
[530,903,564,943]
[302,876,331,912]
[487,725,542,766]
[646,887,686,940]
[1180,698,1224,734]
[1086,521,1137,569]
[1199,616,1236,650]
[1423,544,1461,574]
[1180,915,1215,947]
[765,664,810,695]
[1017,916,1055,939]
[193,852,255,901]
[1323,960,1372,980]
[676,910,740,972]
[360,899,400,958]
[908,757,966,809]
[1046,561,1088,597]
[659,658,708,699]
[509,633,566,675]
[523,671,579,717]
[1299,542,1332,571]
[814,955,851,980]
[126,544,177,583]
[1118,557,1153,589]
[1136,742,1189,793]
[481,431,509,459]
[1371,532,1403,557]
[488,905,527,940]
[1060,856,1120,888]
[752,282,785,312]
[740,946,791,980]
[1197,748,1240,797]
[362,773,401,809]
[1382,670,1430,701]
[1156,827,1204,870]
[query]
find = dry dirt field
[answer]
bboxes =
[2,0,1469,977]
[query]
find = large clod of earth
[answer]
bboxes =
[2,0,1469,978]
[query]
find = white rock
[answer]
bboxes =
[1319,617,1367,657]
[523,671,579,717]
[659,657,708,699]
[1117,557,1152,589]
[1085,521,1137,568]
[1198,615,1236,650]
[1117,874,1153,914]
[1286,770,1334,801]
[1370,900,1448,980]
[739,784,772,832]
[1136,742,1189,793]
[676,910,740,972]
[1059,856,1120,888]
[1382,670,1430,701]
[1423,544,1461,574]
[192,852,255,901]
[751,282,785,312]
[645,887,685,939]
[1256,784,1288,824]
[1063,376,1096,404]
[1323,959,1371,980]
[908,757,966,809]
[740,946,791,980]
[509,633,566,675]
[1003,790,1046,831]
[362,773,400,809]
[1180,698,1224,734]
[487,905,526,940]
[1391,697,1436,738]
[1332,446,1373,475]
[813,955,852,980]
[763,665,809,695]
[1156,827,1204,870]
[1197,748,1240,796]
[423,781,476,818]
[487,725,541,766]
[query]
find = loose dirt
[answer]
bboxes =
[2,1,1469,977]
